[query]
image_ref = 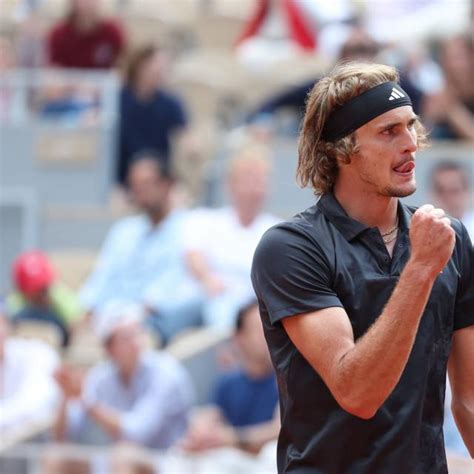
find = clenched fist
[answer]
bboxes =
[409,204,455,278]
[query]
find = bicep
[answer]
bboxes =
[448,325,474,400]
[282,306,355,393]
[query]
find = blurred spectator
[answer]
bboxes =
[7,251,83,347]
[14,1,47,68]
[246,27,423,127]
[235,0,318,68]
[430,160,473,458]
[0,304,60,432]
[424,34,474,140]
[47,301,194,472]
[118,44,188,184]
[429,161,474,239]
[80,153,201,344]
[184,145,280,330]
[47,0,125,69]
[0,36,18,121]
[181,300,279,454]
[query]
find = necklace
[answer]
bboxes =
[381,217,399,237]
[381,217,399,245]
[383,230,398,245]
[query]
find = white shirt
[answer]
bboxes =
[462,210,474,242]
[184,207,280,297]
[0,338,59,431]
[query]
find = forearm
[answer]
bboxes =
[334,260,436,418]
[445,103,474,140]
[234,417,280,454]
[86,401,122,439]
[186,251,212,284]
[452,398,474,457]
[53,397,69,441]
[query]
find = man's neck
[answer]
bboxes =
[334,183,399,233]
[235,208,259,228]
[146,205,171,227]
[73,15,99,33]
[242,358,274,380]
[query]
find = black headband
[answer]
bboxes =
[321,81,412,142]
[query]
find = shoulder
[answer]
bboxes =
[7,338,59,367]
[156,90,185,109]
[99,19,124,39]
[108,215,146,237]
[48,21,70,41]
[146,351,190,383]
[215,370,247,392]
[255,206,326,257]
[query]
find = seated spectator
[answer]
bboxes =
[118,44,188,184]
[47,0,125,69]
[429,160,473,458]
[0,304,60,433]
[47,301,194,472]
[184,145,280,330]
[181,300,279,455]
[7,250,83,347]
[80,152,201,344]
[429,161,474,239]
[424,33,474,140]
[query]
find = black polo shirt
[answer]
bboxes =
[251,193,474,474]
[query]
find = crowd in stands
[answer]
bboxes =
[0,0,473,472]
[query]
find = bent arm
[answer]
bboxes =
[448,325,474,457]
[283,259,437,419]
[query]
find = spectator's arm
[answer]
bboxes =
[84,401,122,439]
[119,374,193,445]
[233,407,280,454]
[186,250,225,296]
[52,396,69,441]
[181,406,280,454]
[444,101,474,140]
[79,224,122,311]
[448,325,474,457]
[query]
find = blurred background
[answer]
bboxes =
[0,0,473,473]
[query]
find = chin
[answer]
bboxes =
[385,182,417,198]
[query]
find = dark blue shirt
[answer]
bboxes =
[213,369,278,427]
[251,193,474,474]
[118,86,187,183]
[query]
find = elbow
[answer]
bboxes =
[337,394,380,420]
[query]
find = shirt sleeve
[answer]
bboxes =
[453,223,474,331]
[78,223,122,311]
[168,95,188,129]
[251,225,343,325]
[120,360,194,445]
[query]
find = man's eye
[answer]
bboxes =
[382,128,394,135]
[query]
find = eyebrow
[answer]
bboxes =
[376,115,418,130]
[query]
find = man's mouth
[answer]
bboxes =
[393,161,415,174]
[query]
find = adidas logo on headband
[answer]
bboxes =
[388,87,405,101]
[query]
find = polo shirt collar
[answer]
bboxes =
[317,192,411,241]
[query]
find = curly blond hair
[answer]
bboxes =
[297,62,427,195]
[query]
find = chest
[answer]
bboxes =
[330,232,459,341]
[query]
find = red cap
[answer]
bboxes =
[13,251,55,295]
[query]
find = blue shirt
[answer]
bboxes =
[213,370,278,428]
[67,351,195,449]
[80,210,198,313]
[118,87,187,183]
